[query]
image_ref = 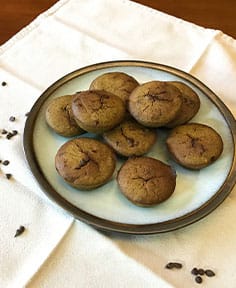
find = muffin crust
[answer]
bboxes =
[166,81,200,128]
[55,138,116,190]
[72,90,126,133]
[166,123,223,169]
[128,81,183,127]
[103,119,157,157]
[90,72,139,104]
[117,156,176,206]
[46,95,84,137]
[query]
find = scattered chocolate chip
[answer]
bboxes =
[1,81,7,86]
[165,263,175,269]
[1,129,8,135]
[173,263,182,269]
[165,262,182,269]
[5,130,18,139]
[165,263,215,284]
[12,130,18,136]
[191,267,199,275]
[6,133,14,139]
[9,116,16,122]
[5,173,12,180]
[14,226,25,237]
[25,112,30,117]
[195,276,203,284]
[198,268,205,275]
[205,269,215,277]
[2,160,10,166]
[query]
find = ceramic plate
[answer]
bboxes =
[23,60,236,234]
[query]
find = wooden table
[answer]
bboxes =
[0,0,235,45]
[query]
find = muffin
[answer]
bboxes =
[55,137,116,190]
[128,81,183,127]
[166,123,223,169]
[45,95,84,137]
[165,81,200,128]
[103,119,157,157]
[117,156,176,206]
[89,72,139,104]
[71,90,126,133]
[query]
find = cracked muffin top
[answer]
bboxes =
[89,72,139,104]
[72,90,126,133]
[45,95,84,137]
[103,119,157,157]
[117,156,176,206]
[55,137,116,190]
[165,81,200,128]
[166,123,223,169]
[128,81,183,127]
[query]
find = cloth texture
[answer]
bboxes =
[0,0,236,287]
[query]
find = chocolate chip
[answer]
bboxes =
[9,116,16,122]
[173,263,182,269]
[191,267,199,275]
[165,263,175,269]
[5,130,18,139]
[195,276,203,284]
[6,132,15,140]
[5,173,12,180]
[1,129,8,135]
[25,112,30,117]
[1,81,7,86]
[6,133,14,139]
[14,225,25,237]
[12,130,18,136]
[198,268,205,275]
[205,269,215,277]
[2,160,10,166]
[165,262,182,269]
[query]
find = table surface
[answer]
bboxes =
[0,0,235,46]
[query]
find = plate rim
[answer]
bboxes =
[23,60,236,234]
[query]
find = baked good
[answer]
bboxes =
[55,137,116,190]
[128,81,183,127]
[71,90,126,133]
[103,119,157,157]
[165,81,200,128]
[89,72,139,104]
[166,123,223,169]
[117,156,176,206]
[45,95,84,137]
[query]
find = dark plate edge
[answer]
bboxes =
[23,60,236,234]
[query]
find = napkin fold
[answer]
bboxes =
[0,68,73,288]
[28,221,173,288]
[0,0,236,287]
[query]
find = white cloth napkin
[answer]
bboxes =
[0,0,236,287]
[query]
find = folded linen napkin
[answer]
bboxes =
[0,0,236,287]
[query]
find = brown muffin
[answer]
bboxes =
[128,81,183,127]
[45,95,84,137]
[71,90,126,133]
[166,123,223,169]
[55,137,116,190]
[103,119,157,157]
[165,81,200,128]
[89,72,139,104]
[117,157,176,206]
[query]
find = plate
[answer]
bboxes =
[23,60,236,234]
